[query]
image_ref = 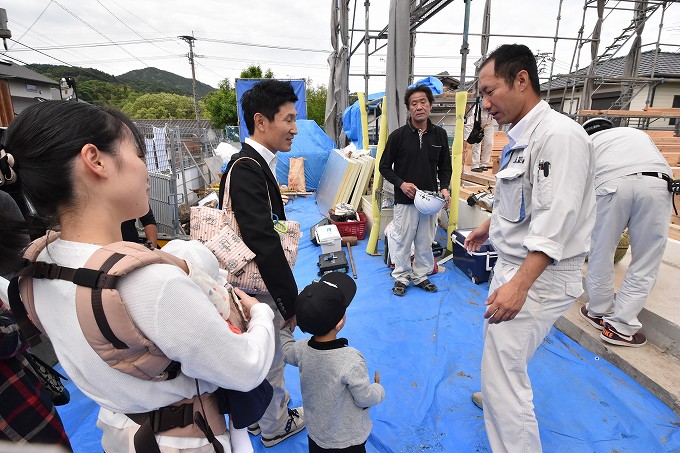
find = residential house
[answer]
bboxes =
[0,60,59,125]
[541,50,680,128]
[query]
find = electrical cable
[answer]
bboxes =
[7,0,53,49]
[52,0,149,69]
[106,0,224,81]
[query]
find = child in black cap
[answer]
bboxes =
[280,272,385,452]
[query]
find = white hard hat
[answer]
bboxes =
[582,117,614,136]
[414,189,445,215]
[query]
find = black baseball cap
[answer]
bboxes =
[296,272,357,336]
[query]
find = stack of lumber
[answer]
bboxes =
[317,149,375,216]
[458,129,680,240]
[644,131,680,241]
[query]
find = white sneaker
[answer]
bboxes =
[260,407,305,447]
[246,423,260,436]
[472,391,483,410]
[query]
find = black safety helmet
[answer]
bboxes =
[582,117,614,136]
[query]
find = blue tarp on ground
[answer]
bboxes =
[57,195,680,452]
[275,120,336,191]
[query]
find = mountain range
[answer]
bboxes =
[27,64,217,98]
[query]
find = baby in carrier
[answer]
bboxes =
[163,239,271,453]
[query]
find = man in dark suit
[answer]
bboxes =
[218,79,304,448]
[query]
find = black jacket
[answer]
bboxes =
[218,143,297,319]
[379,119,452,205]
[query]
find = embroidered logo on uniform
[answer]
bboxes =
[513,156,525,164]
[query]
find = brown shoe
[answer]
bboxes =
[601,322,647,347]
[579,306,604,331]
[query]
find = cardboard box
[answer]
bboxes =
[315,224,342,254]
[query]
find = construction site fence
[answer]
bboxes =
[132,121,224,235]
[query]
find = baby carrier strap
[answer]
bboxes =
[9,232,61,345]
[127,391,226,453]
[11,233,187,381]
[75,241,188,381]
[10,235,228,452]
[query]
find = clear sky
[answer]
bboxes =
[2,0,678,94]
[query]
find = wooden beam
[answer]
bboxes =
[462,171,495,187]
[578,108,680,119]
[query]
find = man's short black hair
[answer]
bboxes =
[403,84,434,106]
[482,44,541,95]
[241,79,298,135]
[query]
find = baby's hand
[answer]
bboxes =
[374,371,380,384]
[233,287,258,319]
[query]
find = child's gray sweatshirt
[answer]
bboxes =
[280,327,385,449]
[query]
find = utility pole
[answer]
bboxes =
[179,34,200,121]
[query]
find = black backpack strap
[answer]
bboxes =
[7,276,42,347]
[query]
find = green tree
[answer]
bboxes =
[204,79,238,129]
[204,65,276,129]
[306,83,327,127]
[77,80,141,108]
[121,92,202,119]
[239,65,274,79]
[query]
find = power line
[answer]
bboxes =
[3,37,175,52]
[66,55,183,65]
[7,19,119,74]
[8,0,53,49]
[197,37,330,54]
[0,51,30,66]
[8,38,99,72]
[52,0,149,69]
[201,54,328,70]
[51,0,203,95]
[95,1,180,60]
[106,0,224,81]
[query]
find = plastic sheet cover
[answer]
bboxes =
[56,195,680,452]
[274,119,337,191]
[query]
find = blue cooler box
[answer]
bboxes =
[452,229,498,284]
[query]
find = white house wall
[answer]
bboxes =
[543,81,679,127]
[7,79,56,113]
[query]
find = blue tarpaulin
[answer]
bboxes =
[408,76,444,95]
[275,120,336,191]
[56,195,680,452]
[235,79,307,142]
[342,92,385,148]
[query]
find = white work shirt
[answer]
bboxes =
[490,100,596,264]
[245,137,278,177]
[590,127,672,188]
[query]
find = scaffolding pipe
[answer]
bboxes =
[458,0,471,87]
[645,0,666,109]
[364,0,370,97]
[560,0,588,113]
[545,0,564,103]
[447,0,472,252]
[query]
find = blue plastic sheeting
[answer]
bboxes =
[342,94,385,148]
[274,120,336,191]
[408,76,444,95]
[56,195,680,452]
[235,79,307,142]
